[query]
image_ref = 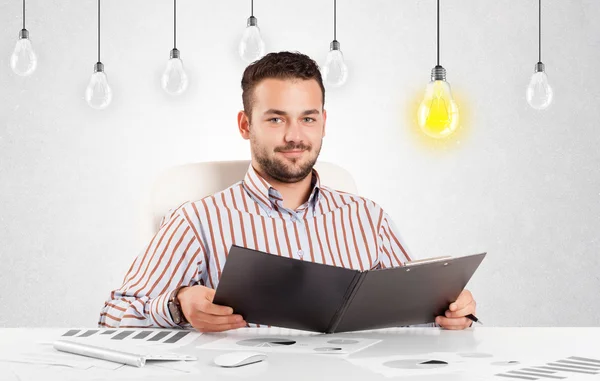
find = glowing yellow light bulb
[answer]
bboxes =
[417,66,459,139]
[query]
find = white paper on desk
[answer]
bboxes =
[0,330,203,381]
[199,333,380,355]
[345,351,539,378]
[7,362,198,381]
[488,352,600,381]
[0,363,24,381]
[51,329,202,367]
[152,360,199,373]
[0,342,123,370]
[54,338,198,366]
[0,336,199,371]
[2,363,56,381]
[3,363,118,381]
[4,348,200,381]
[346,352,465,378]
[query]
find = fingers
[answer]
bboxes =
[184,286,234,315]
[192,320,248,333]
[193,310,245,326]
[200,299,235,316]
[204,287,216,302]
[440,290,476,330]
[178,285,245,332]
[445,299,476,319]
[188,310,247,332]
[449,289,473,312]
[436,316,471,330]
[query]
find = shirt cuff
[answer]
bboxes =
[148,291,177,328]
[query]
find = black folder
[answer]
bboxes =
[213,245,486,333]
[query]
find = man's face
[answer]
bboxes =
[241,78,326,183]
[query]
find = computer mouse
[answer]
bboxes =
[213,351,268,368]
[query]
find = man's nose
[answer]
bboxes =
[284,120,302,142]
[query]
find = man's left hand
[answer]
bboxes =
[435,289,476,330]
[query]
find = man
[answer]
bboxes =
[99,52,476,332]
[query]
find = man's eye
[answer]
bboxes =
[269,118,283,123]
[303,117,316,123]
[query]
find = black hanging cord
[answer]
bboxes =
[437,0,440,66]
[22,0,25,30]
[174,0,177,49]
[538,0,541,62]
[97,0,101,62]
[251,0,254,17]
[334,0,337,40]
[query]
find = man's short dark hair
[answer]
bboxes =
[241,51,325,122]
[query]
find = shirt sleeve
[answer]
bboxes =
[98,204,206,328]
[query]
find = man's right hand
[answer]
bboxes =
[177,285,247,332]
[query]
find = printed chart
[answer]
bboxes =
[200,335,380,355]
[494,356,600,380]
[59,328,200,348]
[346,352,600,379]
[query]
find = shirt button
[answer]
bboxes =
[297,250,304,257]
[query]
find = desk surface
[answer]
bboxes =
[1,327,600,381]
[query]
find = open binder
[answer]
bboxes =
[213,245,486,333]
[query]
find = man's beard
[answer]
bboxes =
[252,138,322,184]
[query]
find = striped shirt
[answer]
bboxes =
[99,164,422,329]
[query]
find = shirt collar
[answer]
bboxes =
[242,164,322,215]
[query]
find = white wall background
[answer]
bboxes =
[1,0,599,328]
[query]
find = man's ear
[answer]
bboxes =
[322,109,327,138]
[238,110,251,140]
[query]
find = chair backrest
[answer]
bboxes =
[137,160,358,247]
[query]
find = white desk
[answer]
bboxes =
[1,327,600,381]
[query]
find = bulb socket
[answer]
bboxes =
[94,62,105,73]
[19,29,29,39]
[170,48,181,59]
[247,16,258,27]
[431,65,447,81]
[535,62,545,73]
[330,40,341,51]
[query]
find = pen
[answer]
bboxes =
[466,314,483,325]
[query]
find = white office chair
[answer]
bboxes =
[136,160,358,247]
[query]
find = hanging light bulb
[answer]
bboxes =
[11,0,37,76]
[11,30,37,76]
[239,0,265,63]
[322,0,348,88]
[85,62,113,110]
[527,63,553,110]
[162,49,188,95]
[162,0,188,95]
[417,0,459,139]
[323,41,348,88]
[322,0,348,87]
[418,66,459,139]
[85,0,112,109]
[527,0,553,110]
